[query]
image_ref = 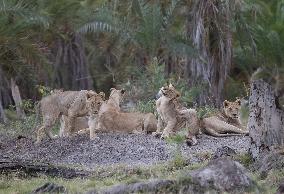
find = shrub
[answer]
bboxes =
[122,57,204,107]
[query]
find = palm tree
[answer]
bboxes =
[79,0,194,87]
[35,0,93,90]
[0,0,48,115]
[233,0,284,97]
[185,0,237,107]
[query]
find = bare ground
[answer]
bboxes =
[0,133,250,169]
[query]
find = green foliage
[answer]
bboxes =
[196,106,218,119]
[36,85,53,97]
[175,81,206,106]
[0,114,37,136]
[234,153,254,168]
[240,102,249,126]
[122,58,166,100]
[224,78,247,101]
[0,112,59,137]
[165,130,187,145]
[123,57,204,106]
[135,99,156,114]
[20,99,35,114]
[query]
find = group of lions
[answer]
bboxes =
[35,84,248,145]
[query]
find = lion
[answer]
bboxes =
[59,116,88,137]
[35,90,103,143]
[90,88,157,139]
[59,92,105,138]
[154,84,199,144]
[154,84,249,146]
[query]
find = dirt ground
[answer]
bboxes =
[0,133,250,169]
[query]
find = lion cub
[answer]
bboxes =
[60,92,105,138]
[155,84,249,146]
[35,90,100,143]
[154,84,199,144]
[90,88,157,139]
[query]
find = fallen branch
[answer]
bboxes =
[0,158,91,179]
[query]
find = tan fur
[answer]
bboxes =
[89,88,157,139]
[59,92,105,138]
[59,116,89,137]
[35,90,100,143]
[199,99,248,137]
[154,84,199,144]
[155,84,248,145]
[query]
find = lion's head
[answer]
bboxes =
[87,92,106,114]
[109,88,125,103]
[223,99,241,119]
[157,83,180,100]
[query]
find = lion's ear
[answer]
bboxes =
[110,88,115,92]
[235,98,241,106]
[86,90,96,98]
[166,81,170,87]
[176,91,181,98]
[223,100,229,108]
[99,92,106,100]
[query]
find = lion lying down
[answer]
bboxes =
[155,84,249,145]
[86,88,157,139]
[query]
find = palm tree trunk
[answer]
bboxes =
[52,33,93,90]
[11,78,25,119]
[186,0,233,107]
[0,98,7,123]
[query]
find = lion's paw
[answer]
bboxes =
[90,136,100,141]
[161,133,170,140]
[152,132,162,138]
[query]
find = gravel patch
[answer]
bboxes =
[0,133,250,168]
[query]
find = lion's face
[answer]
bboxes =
[109,88,125,103]
[157,84,180,100]
[223,99,241,119]
[87,92,105,114]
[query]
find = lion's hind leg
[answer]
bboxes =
[36,127,57,144]
[203,117,248,136]
[36,112,60,143]
[203,127,244,137]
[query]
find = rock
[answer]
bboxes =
[276,180,284,194]
[32,182,66,193]
[212,146,237,159]
[88,159,257,194]
[88,179,176,194]
[255,151,284,178]
[189,158,257,193]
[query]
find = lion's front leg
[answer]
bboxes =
[64,116,76,137]
[89,116,99,140]
[152,115,163,137]
[36,126,46,144]
[161,118,177,139]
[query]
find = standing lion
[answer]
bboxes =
[35,90,104,143]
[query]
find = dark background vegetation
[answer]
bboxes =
[0,0,283,110]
